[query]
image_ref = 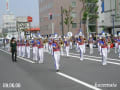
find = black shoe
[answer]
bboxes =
[56,70,60,72]
[14,60,17,62]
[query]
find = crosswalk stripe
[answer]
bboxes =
[57,72,102,90]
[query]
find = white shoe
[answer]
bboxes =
[102,63,107,66]
[80,58,83,61]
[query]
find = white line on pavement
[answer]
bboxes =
[68,55,120,66]
[69,52,120,62]
[0,49,35,63]
[57,72,102,90]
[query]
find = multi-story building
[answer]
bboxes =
[39,0,85,36]
[2,13,18,39]
[97,0,120,35]
[0,26,2,33]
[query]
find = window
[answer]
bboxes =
[72,1,76,7]
[71,12,77,18]
[72,23,77,28]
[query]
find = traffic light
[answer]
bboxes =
[49,13,52,20]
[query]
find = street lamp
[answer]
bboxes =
[111,14,115,35]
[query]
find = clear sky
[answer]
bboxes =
[0,0,39,26]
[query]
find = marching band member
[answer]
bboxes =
[17,40,21,56]
[32,39,38,61]
[38,38,44,63]
[48,38,53,54]
[21,39,25,58]
[88,34,94,54]
[114,34,118,53]
[107,34,112,53]
[83,35,86,53]
[101,33,108,65]
[78,32,84,61]
[64,37,70,56]
[26,40,30,58]
[76,37,80,52]
[59,38,64,56]
[52,38,61,72]
[118,33,120,58]
[45,38,49,52]
[98,36,102,55]
[70,37,73,49]
[43,39,46,50]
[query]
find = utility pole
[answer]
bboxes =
[86,16,89,39]
[61,6,64,38]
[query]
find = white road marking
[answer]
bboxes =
[0,49,35,63]
[67,55,120,66]
[57,72,102,90]
[69,52,120,62]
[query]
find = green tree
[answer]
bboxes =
[0,33,3,37]
[3,33,7,38]
[63,6,73,32]
[82,0,98,24]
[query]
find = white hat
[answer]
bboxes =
[102,32,106,37]
[58,35,61,38]
[114,34,117,37]
[79,32,83,36]
[54,33,58,38]
[107,33,110,37]
[99,36,102,39]
[89,34,92,38]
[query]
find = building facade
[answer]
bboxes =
[97,0,120,35]
[2,14,18,39]
[39,0,85,36]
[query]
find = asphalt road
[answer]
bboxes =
[0,46,120,90]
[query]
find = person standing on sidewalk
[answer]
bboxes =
[10,37,17,62]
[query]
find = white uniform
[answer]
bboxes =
[107,38,111,53]
[76,41,80,52]
[33,43,38,61]
[45,41,49,52]
[52,42,60,71]
[117,39,120,58]
[101,40,108,65]
[38,41,44,63]
[83,43,86,53]
[19,43,22,56]
[49,40,53,54]
[70,41,73,49]
[65,41,70,56]
[26,43,30,58]
[89,38,93,54]
[21,43,25,57]
[78,38,84,61]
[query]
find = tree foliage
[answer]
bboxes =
[79,0,98,24]
[63,6,73,32]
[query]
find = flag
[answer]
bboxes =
[101,0,104,13]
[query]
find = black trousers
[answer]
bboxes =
[12,50,17,62]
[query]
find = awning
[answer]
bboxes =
[26,28,40,31]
